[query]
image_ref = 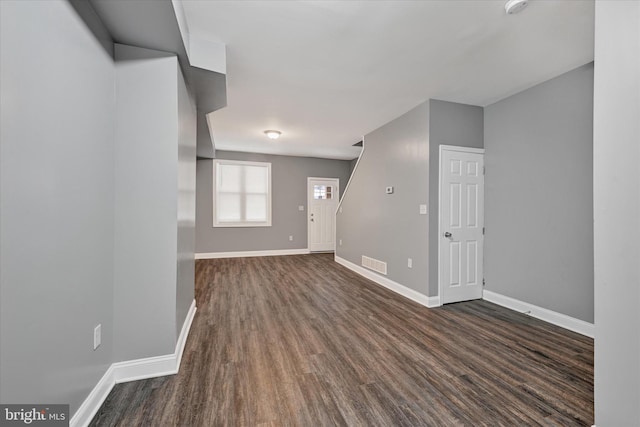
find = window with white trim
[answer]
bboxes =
[213,160,272,227]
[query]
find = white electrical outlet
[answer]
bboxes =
[93,324,101,350]
[419,204,427,215]
[408,258,413,268]
[298,205,304,211]
[339,239,343,246]
[289,235,293,241]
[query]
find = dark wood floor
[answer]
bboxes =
[90,254,593,426]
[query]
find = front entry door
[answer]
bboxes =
[307,178,339,252]
[439,146,485,304]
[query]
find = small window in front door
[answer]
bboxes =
[313,185,333,200]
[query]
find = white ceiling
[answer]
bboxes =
[181,0,594,160]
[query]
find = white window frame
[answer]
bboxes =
[213,159,272,227]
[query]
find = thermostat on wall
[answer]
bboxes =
[385,186,394,194]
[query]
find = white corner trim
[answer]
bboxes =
[69,364,115,427]
[483,290,594,338]
[175,299,196,369]
[439,144,485,154]
[334,256,439,308]
[111,354,177,384]
[70,300,197,427]
[427,295,441,308]
[195,249,310,259]
[337,142,365,211]
[112,299,197,383]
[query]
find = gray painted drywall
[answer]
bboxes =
[176,65,197,337]
[197,111,215,159]
[484,63,594,323]
[428,100,484,296]
[196,151,351,253]
[68,0,114,57]
[349,157,358,176]
[113,44,179,360]
[593,2,640,424]
[89,0,227,160]
[336,102,430,295]
[0,0,115,412]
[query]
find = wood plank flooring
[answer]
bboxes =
[90,254,593,426]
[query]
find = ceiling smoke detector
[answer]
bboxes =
[505,0,529,15]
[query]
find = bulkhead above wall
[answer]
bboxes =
[86,0,227,159]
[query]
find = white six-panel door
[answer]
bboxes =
[307,178,339,252]
[439,146,484,304]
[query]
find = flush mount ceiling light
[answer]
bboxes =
[505,0,529,15]
[264,130,282,140]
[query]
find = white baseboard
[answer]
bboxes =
[483,290,594,338]
[111,299,197,383]
[334,256,439,308]
[195,248,310,259]
[427,295,441,308]
[70,300,197,427]
[174,299,196,370]
[69,364,116,427]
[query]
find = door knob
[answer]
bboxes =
[444,232,452,238]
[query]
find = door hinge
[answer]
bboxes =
[483,278,486,287]
[483,227,485,235]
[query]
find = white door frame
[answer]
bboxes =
[307,177,340,252]
[438,144,485,304]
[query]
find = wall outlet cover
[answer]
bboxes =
[298,205,304,211]
[419,204,427,215]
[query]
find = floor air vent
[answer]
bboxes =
[362,255,387,275]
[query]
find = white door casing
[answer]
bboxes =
[307,178,339,252]
[439,145,484,304]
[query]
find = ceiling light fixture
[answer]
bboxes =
[264,130,282,140]
[505,0,528,15]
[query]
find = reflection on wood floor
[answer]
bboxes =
[91,253,593,426]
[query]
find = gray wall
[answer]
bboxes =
[0,0,115,411]
[196,151,351,253]
[428,100,484,296]
[593,1,640,424]
[113,44,179,361]
[336,102,430,296]
[484,63,594,323]
[0,1,198,416]
[349,157,358,176]
[176,65,197,337]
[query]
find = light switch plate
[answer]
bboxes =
[298,205,304,211]
[419,204,427,215]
